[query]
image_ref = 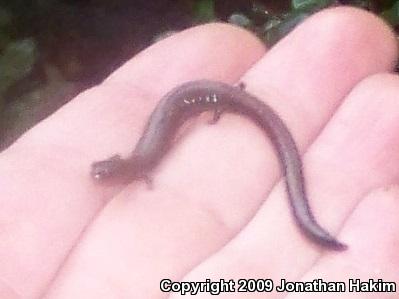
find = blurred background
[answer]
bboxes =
[0,0,397,149]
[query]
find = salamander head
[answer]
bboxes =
[91,154,127,181]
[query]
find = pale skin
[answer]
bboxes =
[0,6,398,299]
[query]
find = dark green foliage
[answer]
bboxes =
[228,13,253,28]
[194,0,216,22]
[292,0,333,11]
[0,38,37,98]
[381,0,399,26]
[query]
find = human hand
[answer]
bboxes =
[0,6,398,299]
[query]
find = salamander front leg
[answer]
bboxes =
[208,107,223,125]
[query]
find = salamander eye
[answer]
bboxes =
[91,155,122,180]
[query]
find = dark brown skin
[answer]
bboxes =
[91,80,347,251]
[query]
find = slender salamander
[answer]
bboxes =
[91,80,347,251]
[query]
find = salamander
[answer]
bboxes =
[91,80,347,251]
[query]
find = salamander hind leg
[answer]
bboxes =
[137,173,154,189]
[237,82,246,90]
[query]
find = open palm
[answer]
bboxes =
[1,6,398,299]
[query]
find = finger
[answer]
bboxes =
[44,7,397,299]
[0,24,264,299]
[286,187,399,299]
[243,6,397,144]
[167,72,399,299]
